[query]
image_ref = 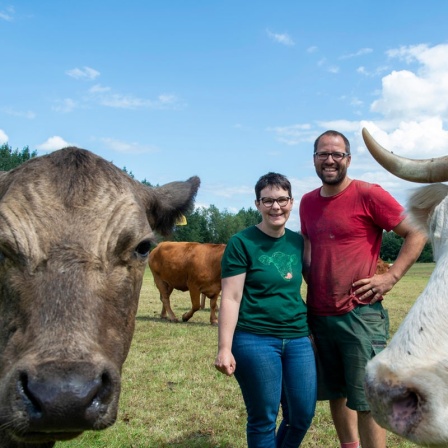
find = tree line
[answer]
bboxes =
[0,143,433,262]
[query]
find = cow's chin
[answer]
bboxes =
[365,355,448,447]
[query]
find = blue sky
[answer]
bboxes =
[2,1,448,231]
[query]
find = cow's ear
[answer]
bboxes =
[408,184,448,233]
[141,176,200,236]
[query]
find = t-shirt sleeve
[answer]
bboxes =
[221,235,249,278]
[368,184,405,231]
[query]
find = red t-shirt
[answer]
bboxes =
[299,180,404,316]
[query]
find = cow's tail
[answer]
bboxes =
[200,293,206,309]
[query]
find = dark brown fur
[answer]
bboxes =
[0,147,199,447]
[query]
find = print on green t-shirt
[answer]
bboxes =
[259,252,299,281]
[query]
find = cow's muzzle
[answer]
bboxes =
[4,360,120,443]
[365,376,423,437]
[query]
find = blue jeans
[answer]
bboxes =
[233,331,317,448]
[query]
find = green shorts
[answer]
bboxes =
[308,302,389,411]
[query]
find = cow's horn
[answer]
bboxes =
[362,127,448,183]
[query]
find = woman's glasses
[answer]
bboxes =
[259,197,291,207]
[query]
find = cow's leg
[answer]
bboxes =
[182,287,201,322]
[154,279,178,322]
[209,295,219,325]
[200,292,206,309]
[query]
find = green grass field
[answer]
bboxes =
[60,263,435,448]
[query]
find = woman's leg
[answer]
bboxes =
[233,331,282,448]
[276,336,317,448]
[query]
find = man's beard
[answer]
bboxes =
[317,166,347,185]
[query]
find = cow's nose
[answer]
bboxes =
[17,361,118,432]
[365,371,423,437]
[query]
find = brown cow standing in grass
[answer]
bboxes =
[148,241,225,325]
[0,147,199,448]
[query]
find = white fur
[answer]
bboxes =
[366,185,448,446]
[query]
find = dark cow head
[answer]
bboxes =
[0,147,200,447]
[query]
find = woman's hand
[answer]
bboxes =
[214,349,236,376]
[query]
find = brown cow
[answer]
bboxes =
[0,147,199,448]
[148,242,225,325]
[376,257,391,274]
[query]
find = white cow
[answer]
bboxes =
[362,128,448,447]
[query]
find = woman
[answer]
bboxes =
[214,172,316,448]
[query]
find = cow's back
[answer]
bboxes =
[149,242,225,291]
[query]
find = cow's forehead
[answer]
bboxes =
[0,151,153,260]
[1,192,150,245]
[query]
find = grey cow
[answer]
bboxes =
[0,147,199,447]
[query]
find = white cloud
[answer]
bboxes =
[90,88,183,110]
[0,129,8,144]
[2,107,36,119]
[101,137,159,154]
[52,98,77,113]
[266,29,295,46]
[89,84,111,94]
[340,48,373,60]
[359,118,448,158]
[357,65,390,77]
[317,58,326,67]
[371,44,448,121]
[0,6,14,21]
[66,66,100,80]
[270,41,448,160]
[54,82,183,111]
[267,123,313,145]
[350,97,363,108]
[37,136,71,152]
[317,58,340,73]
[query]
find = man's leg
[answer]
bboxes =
[358,411,386,448]
[330,398,359,445]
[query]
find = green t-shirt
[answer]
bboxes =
[221,226,309,338]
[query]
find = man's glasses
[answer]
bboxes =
[314,152,350,161]
[259,197,291,207]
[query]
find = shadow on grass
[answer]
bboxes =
[158,431,235,447]
[135,315,217,328]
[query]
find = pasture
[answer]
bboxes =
[60,263,434,448]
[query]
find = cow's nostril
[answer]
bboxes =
[19,371,43,418]
[392,390,420,419]
[92,371,114,406]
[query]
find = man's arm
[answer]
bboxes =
[354,216,427,303]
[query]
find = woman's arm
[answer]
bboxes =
[214,273,246,376]
[302,233,311,284]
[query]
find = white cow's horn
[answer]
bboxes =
[362,127,448,183]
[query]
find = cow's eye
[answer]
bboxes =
[135,240,152,258]
[0,251,4,263]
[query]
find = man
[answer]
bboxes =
[299,130,427,448]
